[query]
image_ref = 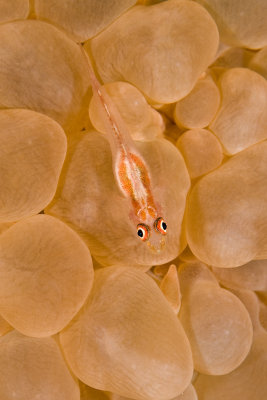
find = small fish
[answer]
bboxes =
[84,51,167,253]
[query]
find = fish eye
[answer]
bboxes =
[137,224,150,241]
[154,217,167,235]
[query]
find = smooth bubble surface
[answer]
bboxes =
[60,267,193,400]
[35,0,136,42]
[108,383,198,400]
[195,289,267,400]
[0,0,29,23]
[195,0,267,49]
[0,0,266,396]
[212,259,267,291]
[0,215,94,337]
[176,384,198,400]
[195,333,267,400]
[0,109,67,222]
[212,47,254,70]
[89,81,164,141]
[0,331,80,400]
[174,75,220,129]
[178,263,218,292]
[0,222,13,235]
[210,68,267,154]
[179,264,253,375]
[0,20,90,132]
[89,0,219,103]
[177,129,223,178]
[186,142,267,267]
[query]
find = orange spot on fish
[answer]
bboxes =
[117,152,157,222]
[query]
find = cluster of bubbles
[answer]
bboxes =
[0,1,266,400]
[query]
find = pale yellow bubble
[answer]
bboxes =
[89,81,164,141]
[212,47,254,70]
[108,383,198,400]
[178,263,218,293]
[231,289,262,331]
[174,76,220,130]
[210,68,267,154]
[0,0,29,22]
[212,259,267,291]
[175,384,198,400]
[0,331,80,400]
[35,0,136,42]
[194,290,267,400]
[179,264,253,375]
[60,267,193,400]
[186,142,267,267]
[0,1,265,397]
[0,109,66,222]
[0,215,94,337]
[177,129,223,178]
[195,0,267,49]
[195,332,267,400]
[89,0,219,103]
[0,20,90,132]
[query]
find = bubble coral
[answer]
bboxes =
[89,81,164,141]
[160,264,181,314]
[194,0,267,49]
[176,128,223,178]
[178,263,253,375]
[60,267,193,400]
[186,142,267,267]
[0,215,94,337]
[0,0,266,399]
[0,331,80,400]
[194,290,267,400]
[88,0,219,103]
[211,46,254,70]
[0,109,67,222]
[0,20,90,132]
[212,259,267,291]
[249,46,267,80]
[35,0,136,42]
[209,68,267,154]
[108,383,198,400]
[0,0,29,23]
[174,75,220,130]
[48,132,190,268]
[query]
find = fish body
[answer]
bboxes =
[84,51,167,250]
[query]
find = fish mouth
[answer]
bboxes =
[146,237,165,253]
